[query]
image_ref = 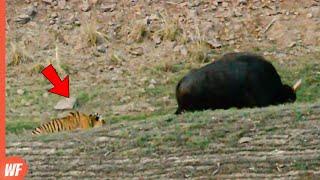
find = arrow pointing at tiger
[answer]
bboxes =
[41,64,70,98]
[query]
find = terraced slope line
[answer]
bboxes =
[7,103,320,179]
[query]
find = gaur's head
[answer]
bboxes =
[279,79,302,103]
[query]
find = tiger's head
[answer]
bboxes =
[89,113,106,128]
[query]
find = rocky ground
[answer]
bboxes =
[5,0,320,178]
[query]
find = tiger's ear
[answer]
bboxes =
[96,114,102,121]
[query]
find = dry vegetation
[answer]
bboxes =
[5,0,320,178]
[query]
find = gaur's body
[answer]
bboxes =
[175,52,301,114]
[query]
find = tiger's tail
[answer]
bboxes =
[32,119,64,135]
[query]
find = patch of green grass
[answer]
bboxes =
[293,161,309,171]
[294,109,307,121]
[29,64,45,75]
[6,119,38,134]
[274,59,320,103]
[209,129,229,141]
[265,126,278,132]
[186,136,210,149]
[55,149,64,156]
[77,91,90,106]
[60,63,71,74]
[142,145,156,155]
[109,111,167,124]
[136,134,152,147]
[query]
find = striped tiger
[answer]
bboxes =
[32,111,105,135]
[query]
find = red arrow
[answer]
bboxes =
[41,64,70,98]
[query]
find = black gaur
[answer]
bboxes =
[175,52,301,114]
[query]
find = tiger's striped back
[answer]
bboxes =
[32,111,105,135]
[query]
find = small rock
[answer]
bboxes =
[140,77,148,82]
[148,84,155,89]
[174,45,188,56]
[25,101,32,106]
[263,51,271,56]
[190,9,198,16]
[58,0,66,9]
[129,47,143,56]
[17,89,25,95]
[54,97,77,110]
[74,20,81,26]
[50,12,58,19]
[97,44,107,53]
[67,14,79,25]
[150,79,157,84]
[288,42,296,48]
[162,96,170,103]
[206,40,222,48]
[238,137,252,144]
[233,10,242,17]
[42,0,53,5]
[180,46,188,56]
[238,0,247,5]
[153,35,162,45]
[43,92,49,98]
[188,0,201,7]
[222,2,228,8]
[120,96,131,103]
[25,6,37,17]
[14,5,37,24]
[101,4,116,12]
[144,16,151,25]
[81,2,91,12]
[52,0,58,6]
[307,13,313,18]
[15,14,31,24]
[215,0,223,6]
[49,20,55,25]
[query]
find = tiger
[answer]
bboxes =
[32,111,105,135]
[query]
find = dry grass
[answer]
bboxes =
[81,21,107,47]
[29,64,45,75]
[157,14,182,42]
[154,56,180,73]
[128,22,148,43]
[187,40,212,63]
[109,52,125,65]
[8,42,32,66]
